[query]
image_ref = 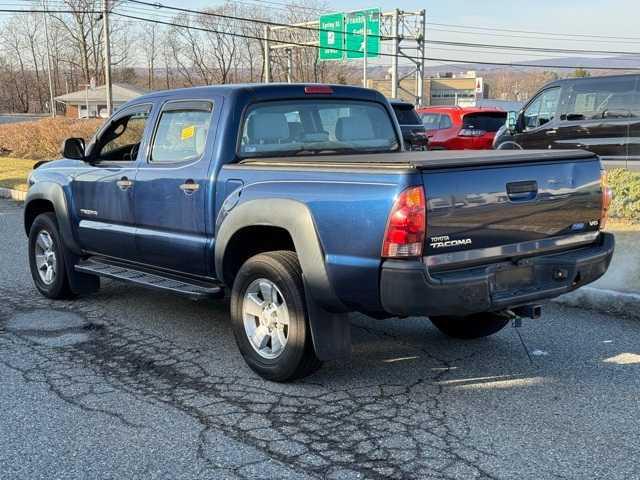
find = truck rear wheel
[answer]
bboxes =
[230,251,321,382]
[28,212,74,299]
[430,311,511,339]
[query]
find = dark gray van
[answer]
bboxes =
[493,74,640,170]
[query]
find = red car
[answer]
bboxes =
[416,106,506,150]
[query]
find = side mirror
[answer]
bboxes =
[506,111,518,133]
[61,137,86,160]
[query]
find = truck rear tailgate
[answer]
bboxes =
[421,153,603,269]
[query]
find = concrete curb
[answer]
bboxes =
[0,187,26,202]
[554,286,640,320]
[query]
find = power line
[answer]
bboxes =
[427,26,640,46]
[115,3,638,62]
[0,7,98,13]
[428,22,640,42]
[14,0,321,16]
[109,10,640,71]
[115,1,640,62]
[14,0,640,43]
[3,2,640,70]
[121,0,640,57]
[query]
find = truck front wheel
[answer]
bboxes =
[230,251,321,382]
[28,212,74,299]
[430,311,511,339]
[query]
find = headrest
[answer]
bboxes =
[335,115,375,141]
[247,112,290,143]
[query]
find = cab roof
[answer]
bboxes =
[131,83,387,104]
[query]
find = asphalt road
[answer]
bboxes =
[1,198,639,480]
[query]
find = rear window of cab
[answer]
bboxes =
[238,100,400,157]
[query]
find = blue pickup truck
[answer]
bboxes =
[24,84,614,381]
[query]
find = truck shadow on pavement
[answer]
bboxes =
[0,282,634,479]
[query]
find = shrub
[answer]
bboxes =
[0,117,103,160]
[608,168,640,223]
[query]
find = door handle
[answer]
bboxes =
[116,177,133,190]
[545,129,557,135]
[507,180,538,202]
[179,180,200,194]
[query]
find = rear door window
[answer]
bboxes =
[420,113,440,129]
[439,114,453,129]
[565,77,637,120]
[150,101,214,164]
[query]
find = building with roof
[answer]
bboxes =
[369,72,487,107]
[54,83,148,118]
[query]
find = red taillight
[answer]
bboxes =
[382,186,426,258]
[600,170,613,230]
[304,85,334,94]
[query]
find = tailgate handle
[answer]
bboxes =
[507,180,538,202]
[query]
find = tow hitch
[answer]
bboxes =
[512,304,542,319]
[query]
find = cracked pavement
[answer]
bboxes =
[1,199,640,479]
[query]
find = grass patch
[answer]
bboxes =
[0,158,38,191]
[0,117,102,160]
[608,168,640,224]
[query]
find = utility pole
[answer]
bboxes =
[363,23,368,88]
[416,9,426,106]
[43,0,56,117]
[263,25,271,83]
[390,8,399,99]
[102,0,113,116]
[286,48,292,83]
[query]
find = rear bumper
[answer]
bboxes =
[380,233,614,317]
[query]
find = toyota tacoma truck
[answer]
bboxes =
[24,84,614,381]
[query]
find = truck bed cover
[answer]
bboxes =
[239,149,597,170]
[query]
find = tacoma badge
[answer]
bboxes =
[430,235,472,249]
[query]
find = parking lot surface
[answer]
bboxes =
[1,198,639,480]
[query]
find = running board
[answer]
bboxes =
[75,258,223,298]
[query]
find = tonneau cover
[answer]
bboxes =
[240,149,597,170]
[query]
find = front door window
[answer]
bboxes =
[523,88,560,130]
[93,106,151,163]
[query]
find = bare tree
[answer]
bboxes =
[142,22,158,89]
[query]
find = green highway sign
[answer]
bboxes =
[345,9,380,59]
[319,13,344,61]
[318,8,380,61]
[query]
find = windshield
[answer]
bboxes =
[392,104,422,125]
[462,112,507,132]
[238,100,400,157]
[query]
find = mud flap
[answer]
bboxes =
[304,284,352,362]
[62,251,100,296]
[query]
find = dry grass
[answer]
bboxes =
[0,117,103,160]
[0,158,38,191]
[607,220,640,232]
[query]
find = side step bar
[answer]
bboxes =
[75,258,223,298]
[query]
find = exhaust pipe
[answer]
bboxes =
[512,304,542,319]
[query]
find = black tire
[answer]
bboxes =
[28,212,74,299]
[230,251,322,382]
[430,311,511,339]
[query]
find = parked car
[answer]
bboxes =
[493,74,640,170]
[417,106,507,150]
[388,99,429,150]
[24,83,614,382]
